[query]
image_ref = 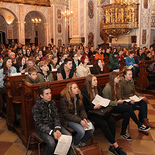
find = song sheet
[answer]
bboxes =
[129,95,144,102]
[54,135,72,155]
[84,122,93,131]
[92,94,110,107]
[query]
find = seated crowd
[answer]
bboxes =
[0,43,155,155]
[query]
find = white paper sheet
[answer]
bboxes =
[54,135,72,155]
[52,68,57,71]
[127,65,133,69]
[84,122,93,131]
[92,94,110,107]
[113,69,120,72]
[123,99,131,102]
[129,95,144,102]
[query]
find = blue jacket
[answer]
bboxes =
[125,57,136,67]
[0,66,17,88]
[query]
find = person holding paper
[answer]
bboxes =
[120,69,154,128]
[32,85,71,155]
[60,82,94,148]
[81,74,127,155]
[102,72,150,141]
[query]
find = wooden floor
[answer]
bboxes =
[0,92,155,155]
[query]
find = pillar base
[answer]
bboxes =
[70,37,83,44]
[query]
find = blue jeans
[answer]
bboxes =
[68,120,94,146]
[37,127,71,155]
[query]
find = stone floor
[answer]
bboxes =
[0,93,155,155]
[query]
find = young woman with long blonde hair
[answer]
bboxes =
[60,82,94,148]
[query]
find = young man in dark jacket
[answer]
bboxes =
[32,85,71,155]
[57,58,76,80]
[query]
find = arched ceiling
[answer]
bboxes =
[0,8,15,25]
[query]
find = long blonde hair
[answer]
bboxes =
[60,82,83,110]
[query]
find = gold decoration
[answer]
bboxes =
[101,1,139,40]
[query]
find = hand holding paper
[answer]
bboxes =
[54,135,72,155]
[123,95,145,103]
[84,122,93,131]
[129,95,144,102]
[92,95,110,107]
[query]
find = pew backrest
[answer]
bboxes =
[20,72,112,137]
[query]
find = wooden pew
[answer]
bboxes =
[2,58,116,131]
[119,58,126,71]
[136,59,155,92]
[103,57,110,73]
[3,74,27,130]
[18,73,111,146]
[2,71,57,130]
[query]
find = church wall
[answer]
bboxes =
[0,16,7,42]
[52,4,65,46]
[0,2,51,46]
[84,0,97,48]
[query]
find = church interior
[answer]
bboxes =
[0,0,155,154]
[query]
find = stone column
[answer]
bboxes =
[18,4,25,44]
[44,23,49,46]
[17,21,25,44]
[6,25,13,40]
[137,0,152,48]
[70,0,83,44]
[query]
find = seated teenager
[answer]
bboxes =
[48,55,59,71]
[25,49,32,58]
[38,61,54,82]
[0,57,17,89]
[32,85,71,155]
[95,49,104,63]
[72,53,80,69]
[102,72,150,141]
[25,58,40,72]
[82,46,89,58]
[117,50,124,60]
[81,74,127,155]
[57,58,76,80]
[76,55,91,77]
[120,69,154,128]
[90,59,104,75]
[77,48,82,60]
[89,46,96,57]
[108,52,120,71]
[15,56,27,73]
[136,48,145,63]
[145,51,152,60]
[60,82,94,148]
[38,49,43,61]
[125,51,139,79]
[105,48,111,58]
[59,53,68,66]
[26,67,39,84]
[0,57,17,109]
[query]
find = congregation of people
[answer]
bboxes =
[0,42,155,155]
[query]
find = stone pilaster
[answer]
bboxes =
[44,23,49,46]
[70,0,83,44]
[137,0,152,48]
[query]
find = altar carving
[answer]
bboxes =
[101,0,139,40]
